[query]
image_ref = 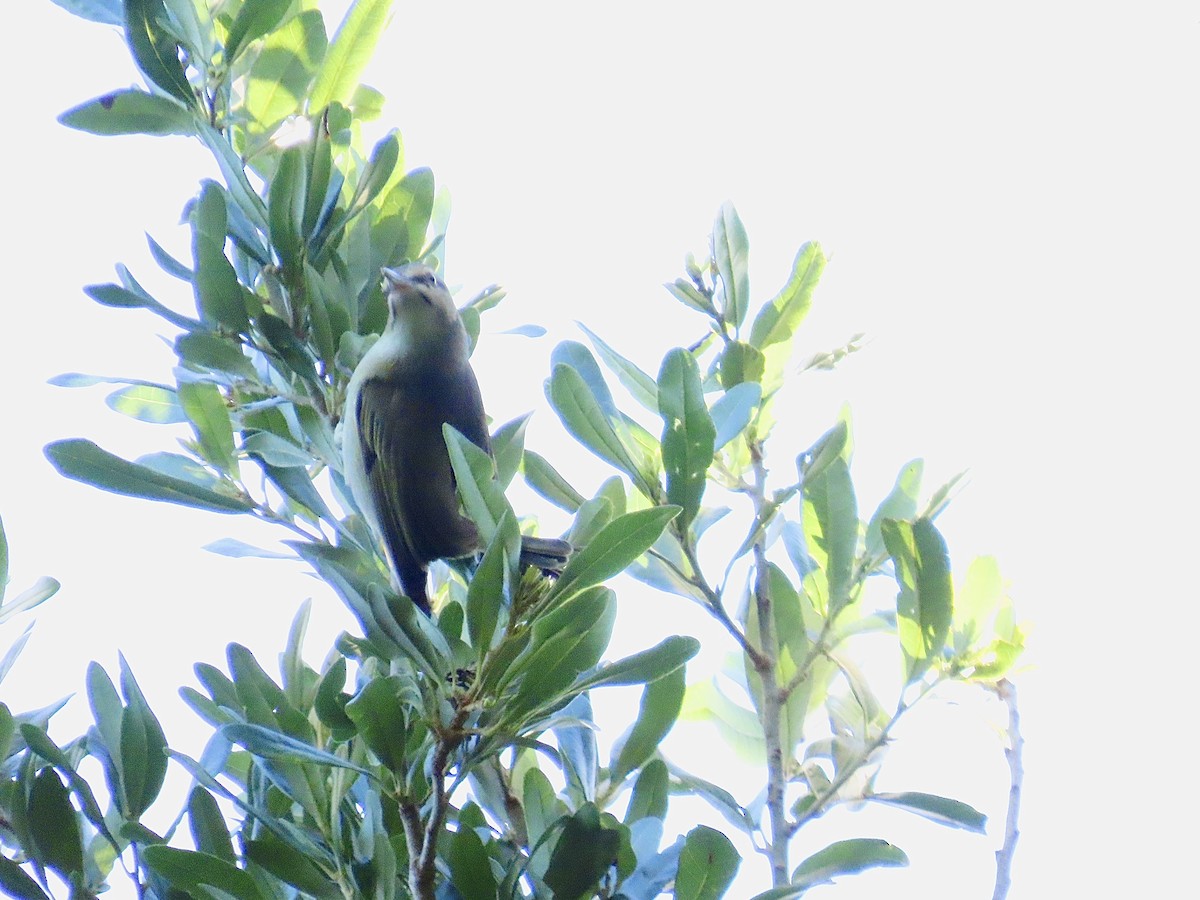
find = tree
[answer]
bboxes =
[2,2,1024,898]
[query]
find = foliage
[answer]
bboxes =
[2,1,1025,898]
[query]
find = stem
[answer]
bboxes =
[748,441,789,887]
[789,679,940,838]
[682,540,770,670]
[409,706,471,900]
[990,679,1023,900]
[398,800,425,897]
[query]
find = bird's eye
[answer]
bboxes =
[414,270,437,287]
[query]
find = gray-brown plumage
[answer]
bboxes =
[342,264,570,614]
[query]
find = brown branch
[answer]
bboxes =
[410,707,471,900]
[991,678,1023,900]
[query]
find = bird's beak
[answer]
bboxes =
[381,267,407,291]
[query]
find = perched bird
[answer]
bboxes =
[342,264,570,614]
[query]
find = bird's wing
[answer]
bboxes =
[356,367,486,570]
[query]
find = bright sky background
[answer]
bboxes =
[3,2,1197,897]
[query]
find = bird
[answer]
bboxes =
[342,263,571,614]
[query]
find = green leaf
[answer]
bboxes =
[543,804,621,899]
[547,363,647,492]
[59,89,193,135]
[119,655,168,820]
[28,768,84,880]
[191,182,250,333]
[444,425,508,546]
[664,278,713,315]
[865,459,923,561]
[802,454,857,614]
[467,511,520,654]
[142,846,268,900]
[313,657,356,741]
[124,0,193,105]
[373,166,436,268]
[748,241,826,350]
[309,0,394,113]
[257,312,317,382]
[223,0,292,63]
[792,838,907,887]
[19,724,122,854]
[147,232,192,280]
[45,439,253,514]
[0,577,59,627]
[522,449,584,512]
[343,676,413,772]
[579,323,658,413]
[719,340,765,389]
[549,506,680,604]
[243,431,312,468]
[658,348,715,528]
[710,381,761,451]
[490,413,531,490]
[572,635,699,692]
[48,0,122,26]
[83,281,199,330]
[244,832,342,900]
[0,855,50,900]
[175,331,254,376]
[188,786,235,863]
[349,131,401,216]
[869,791,987,832]
[448,824,499,900]
[675,825,739,900]
[512,588,616,711]
[222,723,373,777]
[204,538,291,559]
[626,758,669,824]
[244,9,327,133]
[611,664,685,784]
[178,381,236,474]
[266,462,333,523]
[268,146,306,275]
[105,384,186,423]
[712,202,750,331]
[882,518,953,683]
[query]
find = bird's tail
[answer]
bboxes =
[518,535,573,574]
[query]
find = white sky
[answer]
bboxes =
[3,2,1197,897]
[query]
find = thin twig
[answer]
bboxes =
[991,678,1023,900]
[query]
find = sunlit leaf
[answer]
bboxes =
[792,838,907,887]
[223,0,292,63]
[658,348,715,528]
[244,10,327,133]
[712,202,750,331]
[869,791,987,832]
[882,517,953,683]
[549,506,680,604]
[309,0,394,113]
[59,89,193,136]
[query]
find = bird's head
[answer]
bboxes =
[381,264,464,349]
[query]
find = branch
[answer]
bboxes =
[788,679,941,838]
[991,678,1023,900]
[647,543,766,670]
[411,706,471,900]
[748,441,789,887]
